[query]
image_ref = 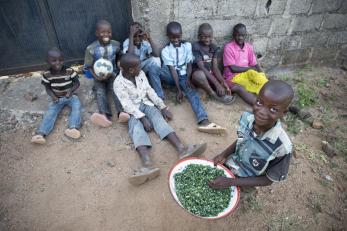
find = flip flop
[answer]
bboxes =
[198,122,227,134]
[118,112,130,123]
[179,143,207,160]
[31,135,46,144]
[91,112,112,127]
[128,167,160,186]
[64,128,81,139]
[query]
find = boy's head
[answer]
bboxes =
[166,21,182,47]
[96,19,112,45]
[198,23,213,46]
[253,80,294,128]
[47,47,64,72]
[120,53,141,78]
[131,22,144,47]
[232,23,247,47]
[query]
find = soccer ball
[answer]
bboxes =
[93,58,113,77]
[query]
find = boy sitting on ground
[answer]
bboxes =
[223,23,268,106]
[192,23,233,105]
[114,54,207,185]
[31,48,82,144]
[84,19,129,127]
[209,80,294,189]
[160,21,226,134]
[122,22,164,99]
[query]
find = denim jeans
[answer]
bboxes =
[128,103,174,149]
[93,74,123,117]
[38,95,82,135]
[160,66,208,123]
[141,57,165,100]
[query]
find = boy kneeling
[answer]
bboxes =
[114,54,207,185]
[209,80,294,189]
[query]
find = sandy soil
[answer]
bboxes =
[0,66,346,231]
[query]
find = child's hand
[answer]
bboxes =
[176,90,184,103]
[161,108,173,121]
[130,25,140,37]
[208,176,233,189]
[213,153,226,166]
[215,83,225,96]
[223,81,231,95]
[140,117,153,132]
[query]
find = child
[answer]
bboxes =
[122,22,164,99]
[192,23,234,104]
[208,80,294,189]
[223,23,268,106]
[114,53,207,185]
[83,19,129,127]
[31,48,82,144]
[160,21,226,134]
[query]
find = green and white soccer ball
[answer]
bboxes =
[93,58,113,77]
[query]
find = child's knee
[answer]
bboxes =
[192,71,206,83]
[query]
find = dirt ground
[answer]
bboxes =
[0,66,346,231]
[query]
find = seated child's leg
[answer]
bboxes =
[178,76,208,124]
[159,65,176,87]
[107,75,125,116]
[231,84,257,106]
[94,79,112,117]
[142,58,165,99]
[67,95,82,129]
[128,115,152,152]
[37,99,66,136]
[191,70,215,95]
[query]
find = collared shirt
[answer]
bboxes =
[41,67,78,95]
[114,70,166,119]
[161,42,193,75]
[223,41,257,82]
[83,40,121,73]
[225,111,292,182]
[192,41,219,71]
[122,38,152,62]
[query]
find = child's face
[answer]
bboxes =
[125,61,141,78]
[96,24,112,45]
[47,51,64,72]
[253,90,288,128]
[199,29,213,46]
[133,31,144,47]
[233,27,247,47]
[168,30,182,47]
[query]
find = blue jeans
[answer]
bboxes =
[38,95,82,135]
[160,66,208,123]
[141,57,165,100]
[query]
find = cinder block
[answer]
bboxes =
[261,51,282,69]
[327,31,347,45]
[246,18,272,35]
[301,32,329,48]
[218,0,257,17]
[256,0,286,16]
[311,47,338,60]
[267,35,301,51]
[251,36,269,54]
[282,49,311,64]
[338,1,347,13]
[311,0,342,13]
[175,0,218,19]
[323,14,347,29]
[268,17,292,35]
[288,0,312,14]
[292,14,324,32]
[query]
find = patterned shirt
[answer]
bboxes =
[114,70,166,119]
[83,40,121,73]
[192,41,219,71]
[122,38,152,62]
[161,42,193,75]
[41,67,78,95]
[225,112,292,182]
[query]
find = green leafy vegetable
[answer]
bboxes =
[174,164,232,217]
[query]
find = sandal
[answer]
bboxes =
[64,128,81,139]
[179,143,207,160]
[128,167,160,186]
[31,135,46,144]
[118,112,130,123]
[198,122,227,134]
[91,112,112,127]
[221,94,235,105]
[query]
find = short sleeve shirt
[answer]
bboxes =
[223,41,257,81]
[225,112,292,182]
[161,42,193,75]
[122,38,152,62]
[83,40,121,73]
[192,41,219,71]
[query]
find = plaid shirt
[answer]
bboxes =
[83,40,121,73]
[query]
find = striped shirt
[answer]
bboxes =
[41,67,78,95]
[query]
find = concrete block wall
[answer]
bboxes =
[131,0,347,69]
